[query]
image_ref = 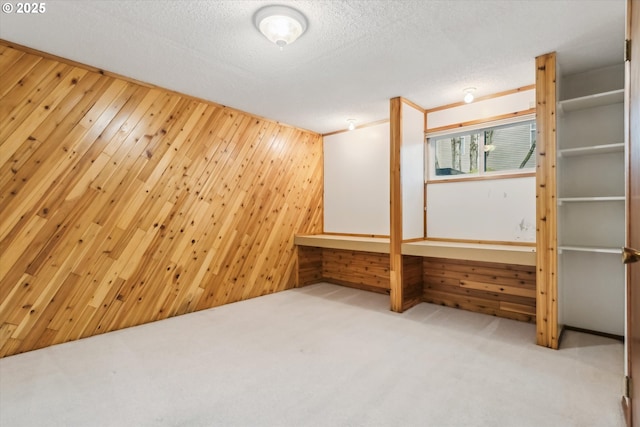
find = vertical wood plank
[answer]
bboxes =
[402,255,423,311]
[389,97,403,312]
[535,52,559,349]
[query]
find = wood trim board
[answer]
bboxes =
[425,85,537,114]
[389,97,404,312]
[534,52,560,349]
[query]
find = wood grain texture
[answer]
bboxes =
[0,43,323,357]
[425,85,537,114]
[423,257,536,323]
[535,52,559,348]
[297,246,323,287]
[322,249,390,293]
[426,108,537,134]
[296,247,391,294]
[402,255,423,310]
[389,97,403,311]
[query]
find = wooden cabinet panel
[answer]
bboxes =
[322,249,390,293]
[423,257,536,323]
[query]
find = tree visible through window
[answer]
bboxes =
[430,120,535,178]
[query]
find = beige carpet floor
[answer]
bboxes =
[0,282,625,426]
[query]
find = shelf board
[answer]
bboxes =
[559,245,622,254]
[558,196,625,204]
[558,89,624,113]
[559,143,624,157]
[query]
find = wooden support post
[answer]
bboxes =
[535,52,559,349]
[390,97,404,312]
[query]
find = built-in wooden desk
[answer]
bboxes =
[294,234,389,253]
[402,240,536,266]
[295,234,538,322]
[401,240,536,322]
[295,234,391,294]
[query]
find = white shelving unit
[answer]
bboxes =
[557,64,625,336]
[558,142,624,157]
[558,196,625,204]
[557,89,624,114]
[558,245,622,254]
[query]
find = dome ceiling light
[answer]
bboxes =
[254,5,308,51]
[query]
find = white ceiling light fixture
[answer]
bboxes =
[463,87,476,103]
[254,5,308,51]
[347,119,356,131]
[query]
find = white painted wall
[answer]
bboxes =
[426,177,536,242]
[323,122,390,235]
[401,103,425,240]
[560,251,625,335]
[427,88,535,129]
[425,88,536,243]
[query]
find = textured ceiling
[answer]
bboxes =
[0,0,626,134]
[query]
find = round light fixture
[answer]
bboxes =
[254,5,308,50]
[463,87,476,103]
[347,119,356,131]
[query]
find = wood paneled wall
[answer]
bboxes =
[402,255,423,311]
[0,42,323,357]
[297,246,323,286]
[322,249,390,294]
[423,257,536,323]
[296,247,390,294]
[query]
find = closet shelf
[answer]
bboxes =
[558,143,624,157]
[558,196,625,204]
[558,89,624,113]
[558,245,622,254]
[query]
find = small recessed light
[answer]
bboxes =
[463,87,476,103]
[347,119,356,131]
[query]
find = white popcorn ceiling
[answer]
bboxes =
[0,0,625,134]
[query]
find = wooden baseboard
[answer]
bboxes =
[563,325,624,342]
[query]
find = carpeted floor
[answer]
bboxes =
[0,282,625,426]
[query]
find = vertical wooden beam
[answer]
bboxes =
[535,52,559,349]
[624,1,639,422]
[390,97,403,312]
[424,111,428,238]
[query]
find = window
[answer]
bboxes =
[427,119,536,180]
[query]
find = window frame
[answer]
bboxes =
[425,114,536,183]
